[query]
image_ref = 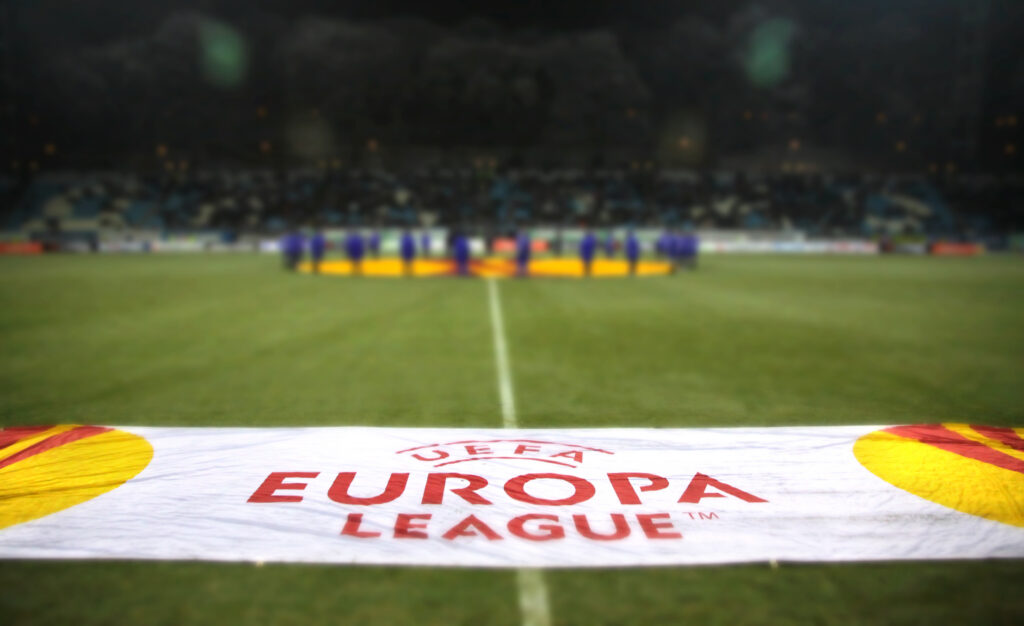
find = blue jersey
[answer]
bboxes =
[400,233,416,261]
[516,234,531,262]
[626,234,640,261]
[282,233,304,257]
[666,234,678,259]
[453,235,470,264]
[677,234,698,258]
[346,233,365,261]
[656,232,671,256]
[580,233,597,261]
[309,233,326,259]
[420,233,431,255]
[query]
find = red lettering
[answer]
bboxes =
[550,450,583,463]
[328,472,409,505]
[465,444,492,455]
[411,449,449,462]
[504,473,596,506]
[422,473,492,505]
[608,472,669,505]
[514,444,541,455]
[247,472,319,503]
[442,515,503,541]
[637,513,682,539]
[394,513,431,539]
[341,513,380,538]
[508,514,565,541]
[698,512,719,520]
[573,514,631,541]
[678,473,768,504]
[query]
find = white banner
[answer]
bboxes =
[700,239,878,254]
[1,424,1022,567]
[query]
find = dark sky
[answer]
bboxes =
[314,0,738,29]
[5,0,1020,168]
[10,1,710,45]
[11,0,960,46]
[326,0,946,30]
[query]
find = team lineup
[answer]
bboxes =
[280,229,698,278]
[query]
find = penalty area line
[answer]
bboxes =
[486,277,552,626]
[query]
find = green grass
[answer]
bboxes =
[1,253,1023,625]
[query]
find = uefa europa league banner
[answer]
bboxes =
[1,424,1022,567]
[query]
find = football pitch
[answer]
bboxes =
[1,253,1023,625]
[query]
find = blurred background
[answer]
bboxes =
[0,0,1021,249]
[1,3,1023,625]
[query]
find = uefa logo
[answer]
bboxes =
[0,425,152,529]
[854,423,1024,528]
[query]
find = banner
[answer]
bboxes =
[1,424,1022,567]
[0,241,43,255]
[700,240,878,254]
[931,242,985,256]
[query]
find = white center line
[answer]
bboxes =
[486,277,552,626]
[487,277,518,428]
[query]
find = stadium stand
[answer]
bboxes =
[3,169,1021,243]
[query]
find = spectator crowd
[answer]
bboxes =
[2,167,1021,242]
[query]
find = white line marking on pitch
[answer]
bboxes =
[486,277,552,626]
[487,278,518,428]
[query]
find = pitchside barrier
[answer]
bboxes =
[699,240,878,254]
[0,242,44,255]
[930,242,985,256]
[1,424,1021,567]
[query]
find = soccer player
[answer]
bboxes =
[345,229,365,276]
[309,228,326,274]
[667,229,685,272]
[281,229,303,271]
[656,229,672,258]
[453,230,471,276]
[681,230,700,270]
[625,229,640,276]
[400,229,417,276]
[515,229,531,277]
[580,229,597,277]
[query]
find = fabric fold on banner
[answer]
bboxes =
[1,424,1022,567]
